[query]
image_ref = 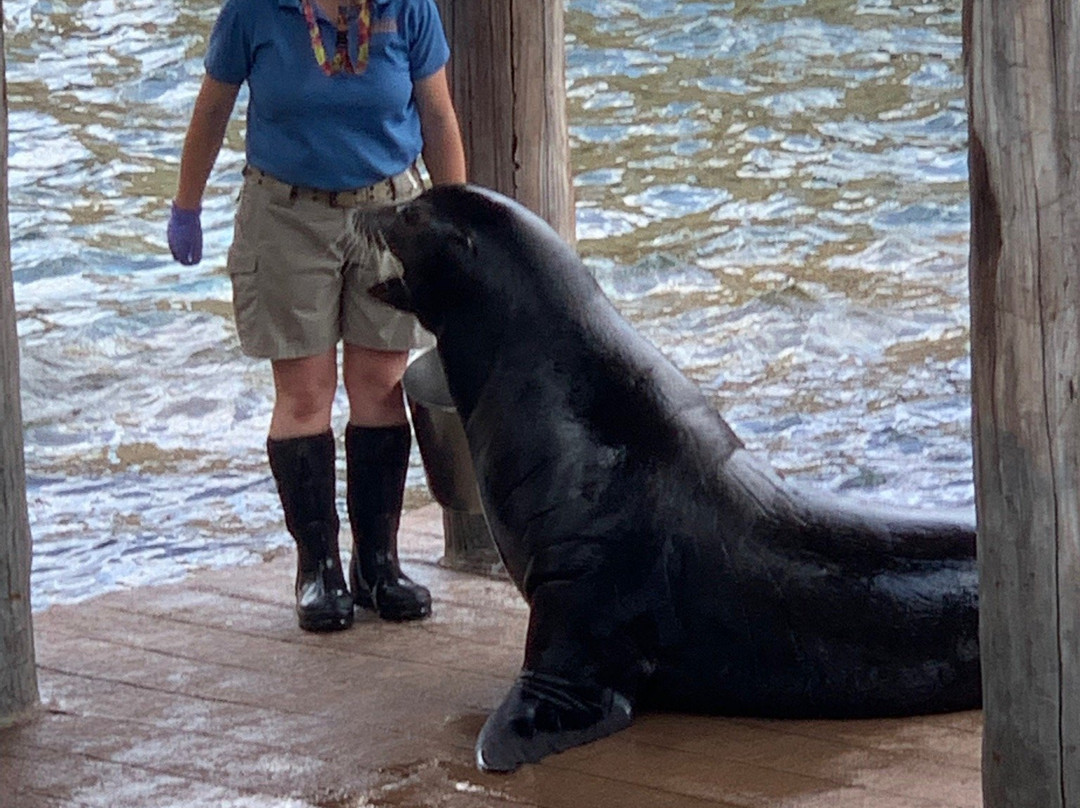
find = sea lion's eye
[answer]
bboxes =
[450,228,475,255]
[402,204,423,227]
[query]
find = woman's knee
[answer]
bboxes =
[271,352,338,428]
[277,388,335,425]
[343,344,408,424]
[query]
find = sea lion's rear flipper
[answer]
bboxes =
[475,671,633,772]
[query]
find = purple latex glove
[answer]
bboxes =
[167,202,203,265]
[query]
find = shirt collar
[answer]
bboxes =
[279,0,391,8]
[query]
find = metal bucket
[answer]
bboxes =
[404,348,504,577]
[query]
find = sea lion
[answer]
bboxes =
[368,185,980,773]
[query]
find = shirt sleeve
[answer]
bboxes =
[203,0,253,84]
[406,0,450,81]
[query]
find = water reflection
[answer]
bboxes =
[5,0,971,610]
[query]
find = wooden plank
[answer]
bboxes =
[34,630,503,724]
[31,550,529,681]
[557,738,964,808]
[722,714,983,772]
[3,510,985,807]
[17,671,733,807]
[86,598,524,679]
[617,718,981,807]
[625,713,982,775]
[9,791,82,808]
[1,741,236,806]
[965,0,1080,804]
[16,712,364,796]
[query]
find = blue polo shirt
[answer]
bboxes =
[205,0,450,191]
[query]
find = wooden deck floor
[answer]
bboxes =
[1,504,983,807]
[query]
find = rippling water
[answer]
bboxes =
[6,0,971,611]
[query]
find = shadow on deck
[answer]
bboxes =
[1,504,982,807]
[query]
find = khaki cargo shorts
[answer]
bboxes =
[224,163,433,360]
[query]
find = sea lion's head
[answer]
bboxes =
[368,184,578,338]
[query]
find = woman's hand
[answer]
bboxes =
[168,202,203,265]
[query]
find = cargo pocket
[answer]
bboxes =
[225,241,264,357]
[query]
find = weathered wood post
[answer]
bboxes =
[433,0,575,243]
[0,0,40,726]
[965,0,1079,804]
[410,0,574,573]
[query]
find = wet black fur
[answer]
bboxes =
[370,185,980,770]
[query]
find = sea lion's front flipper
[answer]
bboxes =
[475,565,646,772]
[475,670,633,772]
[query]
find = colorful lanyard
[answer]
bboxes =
[301,0,371,76]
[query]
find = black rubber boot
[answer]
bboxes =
[345,423,432,621]
[267,430,354,633]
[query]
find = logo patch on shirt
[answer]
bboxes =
[371,17,398,34]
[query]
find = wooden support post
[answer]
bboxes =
[434,0,575,243]
[965,0,1080,804]
[0,0,39,726]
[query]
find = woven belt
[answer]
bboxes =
[241,163,423,208]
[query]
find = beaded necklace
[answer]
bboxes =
[301,0,371,75]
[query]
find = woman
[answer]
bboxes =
[167,0,466,632]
